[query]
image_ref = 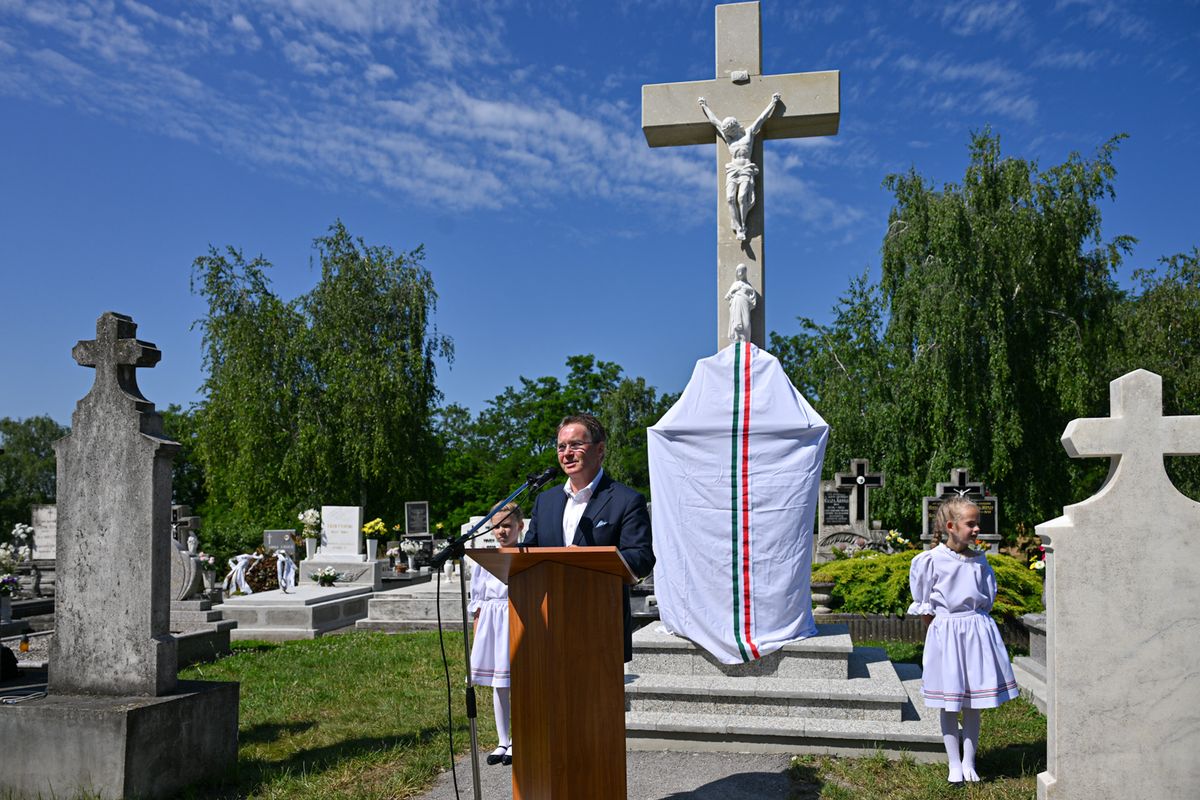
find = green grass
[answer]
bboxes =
[789,699,1046,799]
[178,632,493,799]
[164,632,1044,800]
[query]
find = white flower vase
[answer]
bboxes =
[407,555,418,572]
[366,539,378,561]
[305,537,318,560]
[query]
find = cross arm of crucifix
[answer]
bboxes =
[643,71,838,148]
[750,93,782,135]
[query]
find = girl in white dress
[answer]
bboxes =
[469,502,521,766]
[908,497,1020,785]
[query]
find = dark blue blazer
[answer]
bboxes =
[523,472,655,662]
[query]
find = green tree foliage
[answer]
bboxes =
[775,130,1131,538]
[1113,247,1200,499]
[160,404,206,511]
[192,221,452,555]
[0,415,68,537]
[433,356,676,526]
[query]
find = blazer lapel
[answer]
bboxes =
[576,475,614,546]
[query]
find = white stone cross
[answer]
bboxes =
[1063,369,1200,498]
[642,1,840,350]
[72,311,161,403]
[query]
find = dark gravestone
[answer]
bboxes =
[405,501,430,535]
[821,490,850,526]
[264,530,297,557]
[921,468,1001,551]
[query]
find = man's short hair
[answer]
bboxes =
[558,413,607,445]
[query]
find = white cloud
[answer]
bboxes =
[364,62,395,83]
[1033,47,1102,69]
[939,0,1027,40]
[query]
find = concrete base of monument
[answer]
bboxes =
[220,584,371,641]
[300,558,384,590]
[171,596,237,665]
[0,677,239,800]
[355,573,469,632]
[624,624,945,759]
[1012,656,1047,714]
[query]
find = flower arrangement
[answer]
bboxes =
[400,540,422,556]
[884,529,914,551]
[362,518,387,539]
[11,523,34,544]
[298,508,321,539]
[0,574,19,597]
[311,566,338,587]
[196,551,216,569]
[968,538,988,554]
[386,547,400,559]
[0,542,29,573]
[1029,545,1046,571]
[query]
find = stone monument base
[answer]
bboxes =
[221,584,372,641]
[300,558,383,591]
[0,679,239,799]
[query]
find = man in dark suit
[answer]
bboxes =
[523,413,655,662]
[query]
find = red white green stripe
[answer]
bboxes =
[730,342,760,661]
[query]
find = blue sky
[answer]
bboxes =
[2,0,1197,425]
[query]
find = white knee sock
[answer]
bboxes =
[494,687,512,748]
[940,710,963,783]
[961,708,981,781]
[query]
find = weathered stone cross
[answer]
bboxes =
[1063,369,1200,497]
[72,311,161,404]
[642,1,839,351]
[834,458,884,528]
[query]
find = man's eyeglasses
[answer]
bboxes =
[556,440,592,454]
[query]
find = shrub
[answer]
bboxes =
[812,550,1043,622]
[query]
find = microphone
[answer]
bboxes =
[526,467,558,492]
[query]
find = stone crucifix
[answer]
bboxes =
[642,1,840,350]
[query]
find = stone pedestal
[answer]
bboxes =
[0,680,239,799]
[222,584,372,641]
[1011,612,1046,712]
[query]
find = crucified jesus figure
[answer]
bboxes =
[698,93,781,241]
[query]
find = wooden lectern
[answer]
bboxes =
[467,546,636,800]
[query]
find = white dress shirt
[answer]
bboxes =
[562,468,604,547]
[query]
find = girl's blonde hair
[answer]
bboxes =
[490,501,524,526]
[932,497,978,546]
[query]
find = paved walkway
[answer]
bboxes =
[415,750,794,800]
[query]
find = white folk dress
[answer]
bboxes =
[908,545,1020,710]
[468,564,510,688]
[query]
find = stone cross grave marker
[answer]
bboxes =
[321,505,364,561]
[1037,369,1200,798]
[51,311,180,696]
[920,468,1000,551]
[834,458,884,531]
[642,1,839,350]
[815,458,883,561]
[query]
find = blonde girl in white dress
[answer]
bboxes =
[908,497,1020,785]
[469,502,522,766]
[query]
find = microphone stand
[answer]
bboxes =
[430,469,555,800]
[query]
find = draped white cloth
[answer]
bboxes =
[275,550,298,592]
[648,343,829,664]
[224,553,263,595]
